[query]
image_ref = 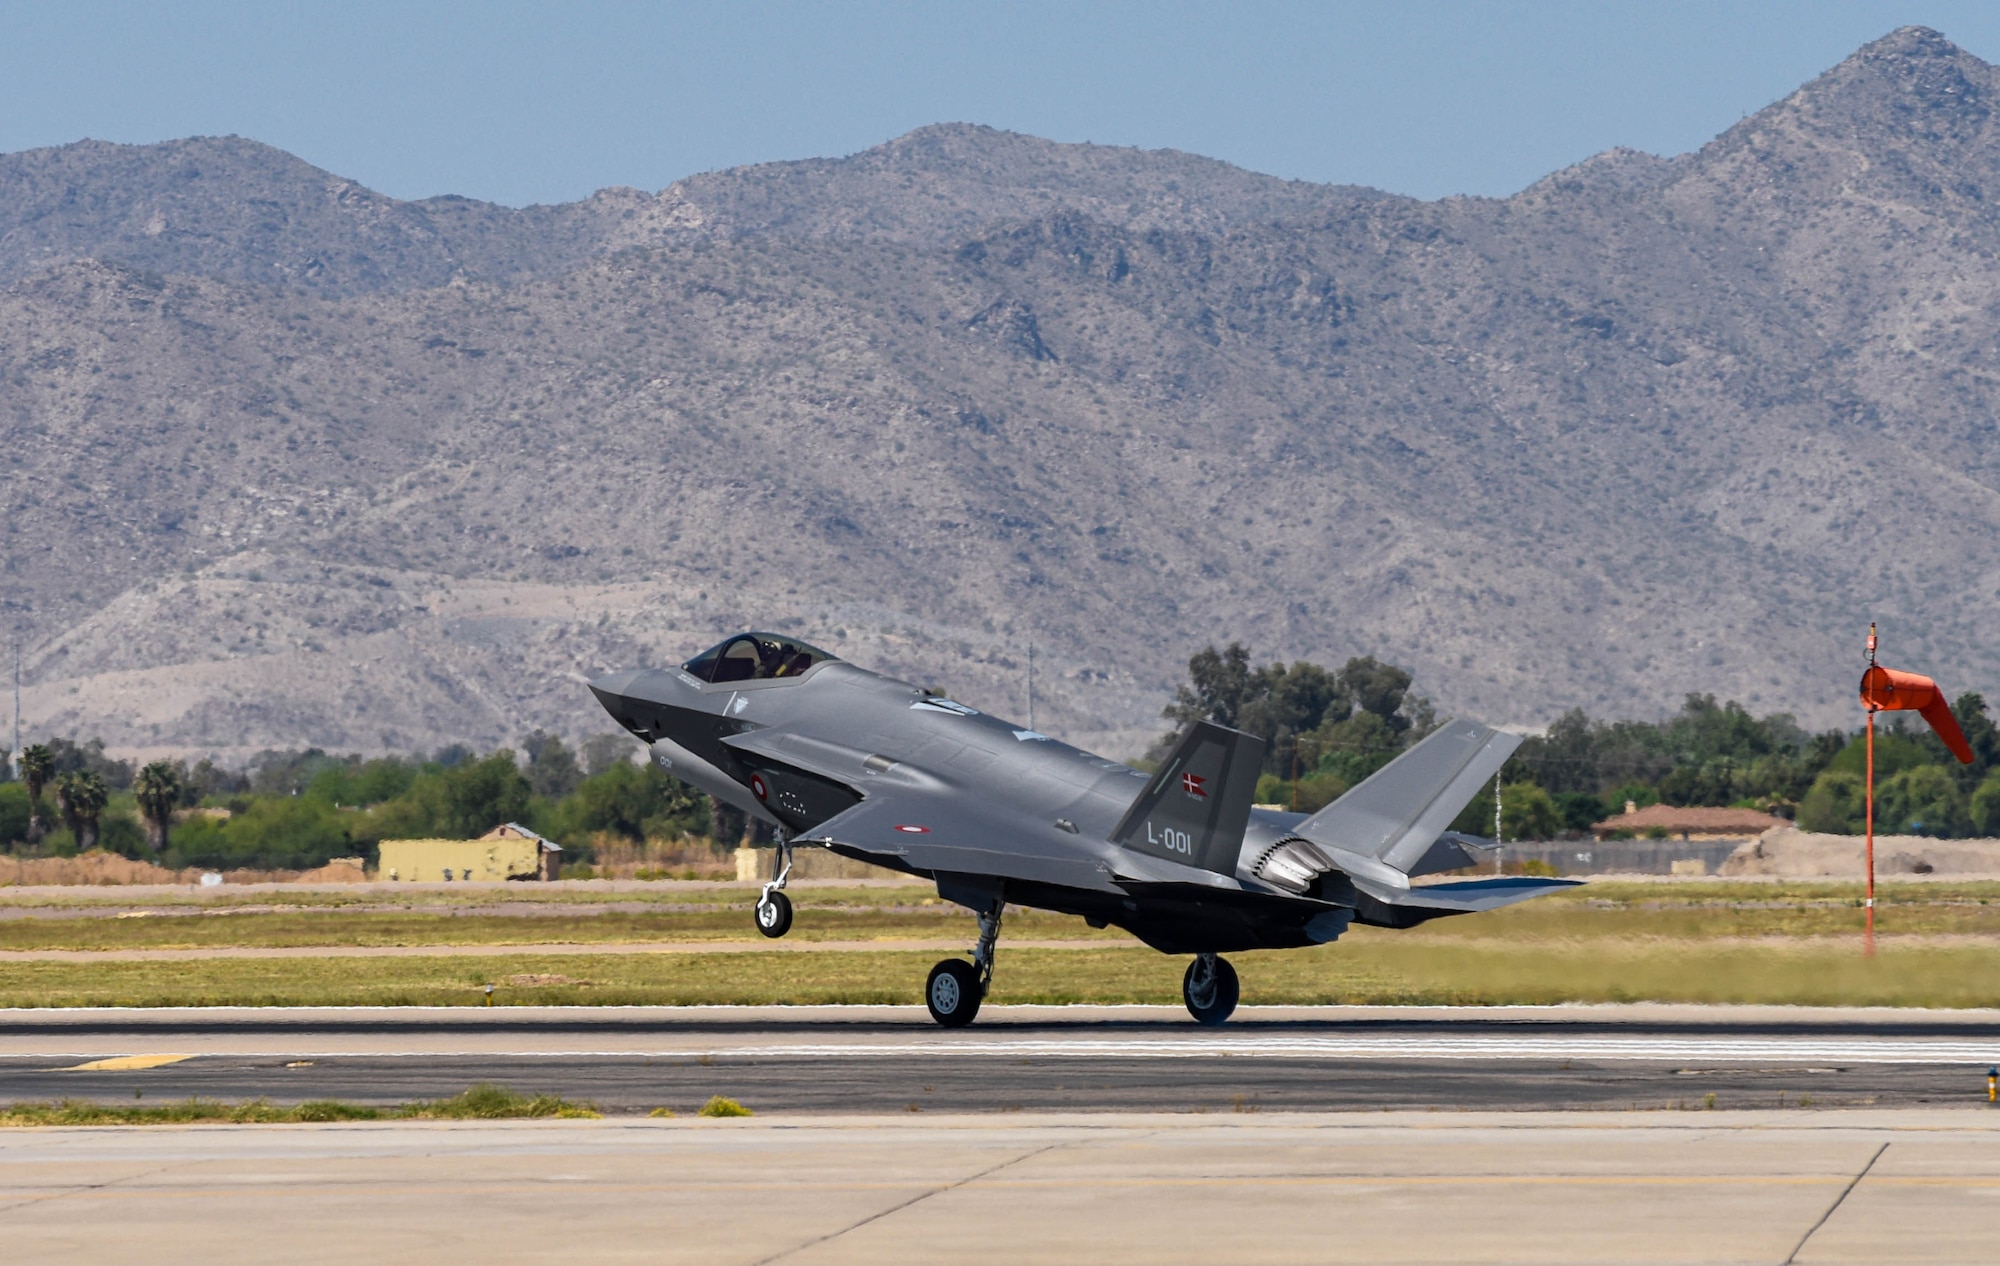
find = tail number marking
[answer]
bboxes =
[1146,822,1193,855]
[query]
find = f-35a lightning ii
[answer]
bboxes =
[591,632,1576,1027]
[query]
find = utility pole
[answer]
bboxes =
[1026,643,1035,731]
[10,643,18,783]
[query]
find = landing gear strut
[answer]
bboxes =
[754,835,793,938]
[926,898,1002,1027]
[1183,953,1239,1026]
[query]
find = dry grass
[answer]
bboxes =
[0,937,1990,1009]
[0,879,1993,1009]
[0,1083,599,1126]
[0,905,1126,951]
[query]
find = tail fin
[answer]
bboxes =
[1111,721,1264,875]
[1292,719,1519,876]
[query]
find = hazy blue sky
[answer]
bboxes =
[3,2,1997,206]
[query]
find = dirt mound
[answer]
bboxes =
[0,852,377,886]
[1722,828,2000,877]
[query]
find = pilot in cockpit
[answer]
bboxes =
[683,632,838,684]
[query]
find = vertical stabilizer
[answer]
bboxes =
[1111,721,1265,875]
[1291,719,1520,875]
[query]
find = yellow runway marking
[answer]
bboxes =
[61,1054,194,1072]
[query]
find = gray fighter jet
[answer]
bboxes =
[590,632,1577,1026]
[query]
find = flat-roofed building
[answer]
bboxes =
[379,823,561,882]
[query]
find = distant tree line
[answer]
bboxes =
[8,647,1994,866]
[1164,643,2000,840]
[0,731,745,871]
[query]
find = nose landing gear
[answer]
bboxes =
[1183,953,1239,1025]
[753,836,794,938]
[926,898,1003,1027]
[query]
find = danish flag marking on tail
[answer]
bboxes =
[1182,772,1207,800]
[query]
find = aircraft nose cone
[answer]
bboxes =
[588,668,645,703]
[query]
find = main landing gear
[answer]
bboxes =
[754,836,794,939]
[1183,953,1239,1026]
[926,899,1003,1027]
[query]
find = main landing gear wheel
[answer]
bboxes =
[754,890,793,938]
[926,959,983,1027]
[1183,953,1239,1026]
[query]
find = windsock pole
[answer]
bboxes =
[1855,630,1974,958]
[1865,624,1878,958]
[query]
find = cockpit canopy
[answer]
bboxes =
[682,632,839,684]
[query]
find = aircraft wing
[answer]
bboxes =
[793,788,1125,894]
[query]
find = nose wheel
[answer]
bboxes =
[754,890,792,938]
[1183,953,1239,1025]
[753,835,794,938]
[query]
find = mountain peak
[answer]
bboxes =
[1785,24,1994,138]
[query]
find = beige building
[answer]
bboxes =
[379,823,562,882]
[1590,802,1788,842]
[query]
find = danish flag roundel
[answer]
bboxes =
[1182,772,1207,800]
[749,774,769,802]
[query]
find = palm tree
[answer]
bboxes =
[54,770,108,851]
[134,760,182,854]
[19,744,53,846]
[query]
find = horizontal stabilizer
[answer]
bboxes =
[1406,831,1499,879]
[1111,721,1264,875]
[1292,719,1520,876]
[1353,874,1581,913]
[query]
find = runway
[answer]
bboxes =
[2,1004,1997,1112]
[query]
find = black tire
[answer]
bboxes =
[1183,955,1239,1026]
[925,959,983,1027]
[754,890,793,938]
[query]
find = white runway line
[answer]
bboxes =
[8,1036,1997,1062]
[692,1037,2000,1063]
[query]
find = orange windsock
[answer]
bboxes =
[1859,665,1974,763]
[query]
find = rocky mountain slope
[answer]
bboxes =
[5,26,2000,761]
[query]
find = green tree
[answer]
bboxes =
[1499,782,1561,841]
[1969,770,2000,836]
[133,760,182,854]
[1553,791,1604,834]
[54,770,109,850]
[1826,726,1932,780]
[166,797,354,871]
[19,744,53,845]
[1164,642,1261,730]
[523,731,583,798]
[1876,765,1968,838]
[0,783,30,847]
[367,751,534,842]
[1798,770,1865,834]
[553,761,704,844]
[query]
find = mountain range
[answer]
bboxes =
[5,26,1999,762]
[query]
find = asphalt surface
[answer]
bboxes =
[4,1004,1999,1113]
